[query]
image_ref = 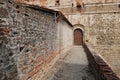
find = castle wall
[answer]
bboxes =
[0,1,73,80]
[82,0,119,4]
[65,2,120,77]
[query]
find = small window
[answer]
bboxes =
[72,3,74,7]
[76,3,82,12]
[55,0,60,6]
[77,4,81,8]
[76,2,81,8]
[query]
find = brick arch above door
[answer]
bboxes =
[73,24,85,31]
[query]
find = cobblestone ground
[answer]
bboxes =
[44,46,95,80]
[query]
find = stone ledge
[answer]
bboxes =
[83,42,120,80]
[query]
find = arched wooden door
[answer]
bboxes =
[74,29,83,45]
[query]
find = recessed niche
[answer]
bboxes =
[119,4,120,8]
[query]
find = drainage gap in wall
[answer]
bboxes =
[8,1,13,4]
[25,49,29,53]
[9,52,14,56]
[17,11,20,13]
[0,2,4,5]
[20,47,24,52]
[16,5,20,9]
[13,32,18,34]
[0,60,3,63]
[16,5,20,13]
[0,43,2,47]
[24,13,29,16]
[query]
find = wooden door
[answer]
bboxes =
[74,29,83,45]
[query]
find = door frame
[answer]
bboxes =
[73,24,85,45]
[74,29,83,45]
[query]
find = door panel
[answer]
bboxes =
[74,29,83,45]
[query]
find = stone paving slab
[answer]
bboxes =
[43,46,95,80]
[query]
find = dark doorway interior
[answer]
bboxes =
[74,29,83,45]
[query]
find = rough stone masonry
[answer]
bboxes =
[66,2,120,78]
[0,0,73,80]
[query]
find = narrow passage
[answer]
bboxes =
[45,46,95,80]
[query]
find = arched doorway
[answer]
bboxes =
[74,29,83,45]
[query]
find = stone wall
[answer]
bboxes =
[0,0,19,80]
[46,0,120,78]
[0,0,73,80]
[82,0,119,4]
[71,12,120,78]
[47,0,74,7]
[65,4,120,77]
[84,43,120,80]
[58,19,73,54]
[87,13,120,78]
[16,0,47,7]
[83,3,120,13]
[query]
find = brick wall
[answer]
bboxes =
[0,0,73,80]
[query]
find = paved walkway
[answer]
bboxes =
[44,46,95,80]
